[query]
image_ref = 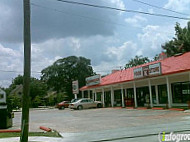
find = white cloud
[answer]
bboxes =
[125,15,147,27]
[137,24,175,58]
[164,0,190,12]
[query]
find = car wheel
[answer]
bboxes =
[97,103,102,108]
[61,106,65,110]
[77,105,83,110]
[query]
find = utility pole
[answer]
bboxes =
[20,0,31,142]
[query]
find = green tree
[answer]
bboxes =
[6,75,48,108]
[41,56,94,100]
[125,55,150,69]
[162,21,190,57]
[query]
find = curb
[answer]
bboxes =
[39,126,52,132]
[152,107,164,110]
[169,108,185,111]
[136,107,147,110]
[0,129,21,133]
[126,107,135,109]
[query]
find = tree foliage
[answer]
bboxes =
[6,75,47,108]
[41,56,94,100]
[125,55,150,69]
[162,21,190,57]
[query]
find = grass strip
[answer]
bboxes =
[0,131,61,138]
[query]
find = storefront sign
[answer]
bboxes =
[134,67,143,79]
[72,80,79,94]
[134,62,161,79]
[149,62,161,76]
[86,74,101,86]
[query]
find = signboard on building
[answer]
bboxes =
[134,62,161,79]
[133,67,143,79]
[149,62,161,76]
[72,80,79,94]
[0,89,6,103]
[86,74,101,86]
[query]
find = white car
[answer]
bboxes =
[69,98,102,110]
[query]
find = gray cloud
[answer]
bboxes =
[0,0,124,43]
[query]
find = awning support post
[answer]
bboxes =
[166,76,172,108]
[121,85,125,108]
[133,82,137,108]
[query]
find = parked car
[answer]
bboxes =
[71,98,79,103]
[57,101,70,109]
[69,98,102,110]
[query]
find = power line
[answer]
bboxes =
[53,0,190,20]
[31,3,128,28]
[0,70,41,74]
[132,0,189,16]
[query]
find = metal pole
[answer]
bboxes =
[20,0,31,142]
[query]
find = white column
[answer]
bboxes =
[74,94,77,99]
[166,76,172,108]
[92,90,95,101]
[88,90,90,98]
[155,85,159,105]
[102,88,105,107]
[133,82,137,108]
[94,89,97,101]
[82,91,84,98]
[125,89,127,98]
[148,80,153,108]
[121,85,125,107]
[111,87,114,107]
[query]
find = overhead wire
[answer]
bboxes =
[0,70,41,74]
[53,0,190,20]
[132,0,189,16]
[31,3,128,28]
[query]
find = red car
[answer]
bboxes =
[57,101,70,109]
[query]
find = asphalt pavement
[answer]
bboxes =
[0,108,190,142]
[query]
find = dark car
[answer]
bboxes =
[57,101,70,109]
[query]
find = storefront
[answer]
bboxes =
[80,52,190,108]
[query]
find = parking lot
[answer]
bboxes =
[12,108,190,141]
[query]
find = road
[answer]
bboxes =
[11,108,190,141]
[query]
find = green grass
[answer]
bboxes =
[0,131,62,138]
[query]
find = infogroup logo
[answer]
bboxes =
[158,131,190,142]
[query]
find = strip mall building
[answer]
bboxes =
[80,52,190,108]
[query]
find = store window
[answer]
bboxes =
[125,88,134,107]
[151,86,156,104]
[114,90,122,107]
[172,81,190,103]
[158,84,168,104]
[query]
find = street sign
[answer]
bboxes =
[72,80,79,94]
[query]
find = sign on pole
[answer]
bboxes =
[72,80,79,94]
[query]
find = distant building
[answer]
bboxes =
[10,85,23,97]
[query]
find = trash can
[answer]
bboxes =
[0,103,13,129]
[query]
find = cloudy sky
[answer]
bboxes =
[0,0,190,87]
